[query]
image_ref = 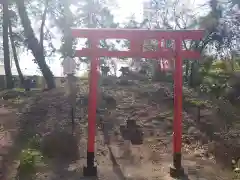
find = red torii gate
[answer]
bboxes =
[71,28,204,177]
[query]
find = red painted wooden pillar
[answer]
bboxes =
[84,38,98,176]
[170,38,184,177]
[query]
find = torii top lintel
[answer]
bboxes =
[71,28,204,59]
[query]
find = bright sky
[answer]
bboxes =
[5,0,207,77]
[114,0,144,22]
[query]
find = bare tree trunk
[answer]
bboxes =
[16,0,56,89]
[9,19,25,86]
[3,0,13,89]
[62,0,74,57]
[40,0,48,55]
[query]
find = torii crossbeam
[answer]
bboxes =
[71,28,204,178]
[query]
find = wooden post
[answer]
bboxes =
[62,56,77,134]
[170,38,184,177]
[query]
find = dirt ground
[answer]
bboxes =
[0,79,238,180]
[0,103,18,179]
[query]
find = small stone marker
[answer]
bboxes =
[62,56,77,75]
[62,56,77,133]
[62,56,77,99]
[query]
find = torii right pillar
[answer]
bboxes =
[170,35,203,177]
[170,37,184,177]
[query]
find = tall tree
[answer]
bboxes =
[15,0,56,89]
[69,0,118,66]
[6,0,118,84]
[8,12,24,86]
[123,16,149,71]
[199,0,240,55]
[141,0,202,82]
[2,0,13,89]
[61,0,74,58]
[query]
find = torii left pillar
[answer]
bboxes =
[83,38,98,176]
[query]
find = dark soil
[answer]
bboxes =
[0,79,238,180]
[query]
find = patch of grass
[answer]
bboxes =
[14,88,41,92]
[157,110,174,121]
[17,135,43,178]
[27,134,41,149]
[185,98,211,108]
[13,88,26,92]
[0,89,26,101]
[18,148,43,176]
[8,96,24,105]
[232,159,240,179]
[232,172,240,180]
